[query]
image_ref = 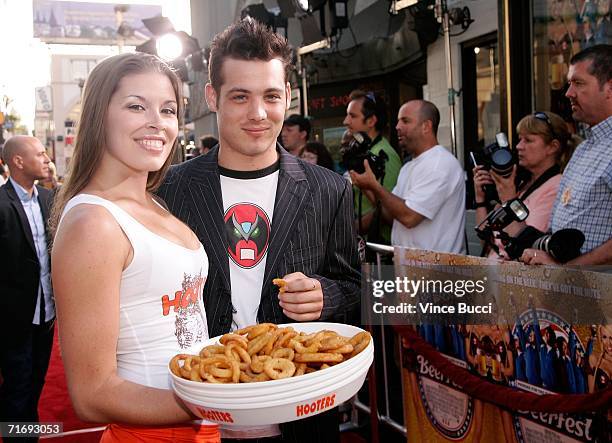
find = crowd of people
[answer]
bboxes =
[0,16,610,443]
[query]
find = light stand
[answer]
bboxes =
[296,38,331,116]
[436,0,459,157]
[390,0,474,159]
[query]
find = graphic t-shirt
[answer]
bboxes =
[220,161,279,331]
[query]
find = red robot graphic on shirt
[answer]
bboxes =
[224,203,271,268]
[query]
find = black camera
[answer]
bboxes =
[475,198,529,243]
[471,132,516,204]
[481,132,515,177]
[504,226,585,262]
[341,132,388,180]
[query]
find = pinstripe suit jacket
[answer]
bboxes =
[157,146,361,338]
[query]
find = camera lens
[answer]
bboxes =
[491,149,514,176]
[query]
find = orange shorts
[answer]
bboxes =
[100,423,220,442]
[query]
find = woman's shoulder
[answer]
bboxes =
[56,200,125,248]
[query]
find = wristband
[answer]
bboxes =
[475,201,488,208]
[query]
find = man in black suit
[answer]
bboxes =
[157,19,360,442]
[0,136,55,439]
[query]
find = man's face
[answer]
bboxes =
[281,124,306,154]
[205,58,291,169]
[17,138,50,181]
[395,102,423,154]
[343,99,371,134]
[565,60,612,126]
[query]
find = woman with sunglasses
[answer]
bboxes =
[473,111,580,259]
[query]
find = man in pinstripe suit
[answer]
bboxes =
[157,19,360,442]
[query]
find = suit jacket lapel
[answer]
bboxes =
[6,180,36,254]
[261,148,309,295]
[185,148,231,293]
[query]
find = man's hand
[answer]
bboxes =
[520,248,559,265]
[277,272,323,321]
[349,160,378,191]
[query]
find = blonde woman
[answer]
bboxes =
[50,53,220,442]
[589,324,612,393]
[473,111,580,258]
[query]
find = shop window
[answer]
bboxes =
[461,32,500,209]
[532,0,611,123]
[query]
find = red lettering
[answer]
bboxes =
[316,398,324,411]
[161,293,181,316]
[295,394,338,417]
[308,97,326,110]
[196,407,233,423]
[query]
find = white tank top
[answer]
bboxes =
[59,194,210,389]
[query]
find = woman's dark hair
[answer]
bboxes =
[302,142,334,171]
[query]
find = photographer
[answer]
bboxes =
[523,44,612,266]
[473,111,579,259]
[350,100,465,253]
[344,90,402,243]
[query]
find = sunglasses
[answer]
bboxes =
[365,91,377,105]
[533,111,558,141]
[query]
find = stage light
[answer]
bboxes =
[295,0,310,12]
[294,0,327,13]
[156,33,183,61]
[241,4,289,38]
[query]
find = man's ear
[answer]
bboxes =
[366,114,378,130]
[285,82,292,109]
[13,155,23,170]
[205,83,218,112]
[605,79,612,100]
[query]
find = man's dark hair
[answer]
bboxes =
[417,100,440,136]
[283,114,311,139]
[570,44,612,88]
[208,18,293,93]
[200,135,218,150]
[349,90,388,133]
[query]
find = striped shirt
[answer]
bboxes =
[551,116,612,253]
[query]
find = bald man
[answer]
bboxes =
[350,100,466,254]
[0,136,55,436]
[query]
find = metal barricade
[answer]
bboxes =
[342,243,407,441]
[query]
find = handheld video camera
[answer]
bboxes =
[341,132,388,180]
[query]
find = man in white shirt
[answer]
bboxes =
[350,100,466,253]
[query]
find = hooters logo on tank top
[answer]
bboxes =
[224,203,271,268]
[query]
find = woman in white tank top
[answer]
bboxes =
[50,53,220,442]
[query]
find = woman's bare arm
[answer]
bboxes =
[51,205,194,424]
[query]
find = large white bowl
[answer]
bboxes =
[175,358,370,425]
[172,343,373,398]
[170,322,373,392]
[170,322,373,425]
[173,346,374,403]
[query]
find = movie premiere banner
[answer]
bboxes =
[33,0,161,46]
[385,248,611,443]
